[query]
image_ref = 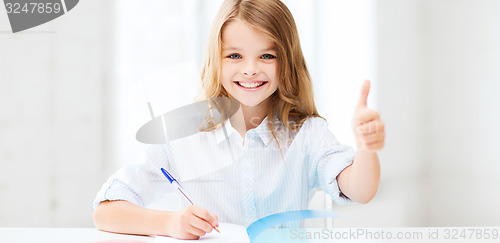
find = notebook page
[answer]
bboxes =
[153,223,249,243]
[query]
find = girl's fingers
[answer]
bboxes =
[191,206,211,221]
[356,122,385,150]
[357,120,384,135]
[186,223,208,237]
[356,80,371,108]
[354,109,379,124]
[182,205,217,235]
[191,215,215,233]
[360,131,385,144]
[191,206,218,228]
[180,232,200,240]
[211,214,219,227]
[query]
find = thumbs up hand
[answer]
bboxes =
[352,80,385,151]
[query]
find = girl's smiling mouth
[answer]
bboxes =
[234,80,268,89]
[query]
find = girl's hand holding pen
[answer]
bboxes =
[165,205,219,240]
[160,168,219,239]
[352,80,385,152]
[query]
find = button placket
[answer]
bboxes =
[241,132,257,225]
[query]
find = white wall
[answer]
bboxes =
[422,0,500,226]
[333,0,428,227]
[333,0,500,227]
[0,0,112,227]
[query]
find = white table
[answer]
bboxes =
[0,228,155,243]
[0,223,249,243]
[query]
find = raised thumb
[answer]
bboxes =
[357,80,371,108]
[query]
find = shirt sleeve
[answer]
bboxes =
[306,117,355,205]
[93,144,176,209]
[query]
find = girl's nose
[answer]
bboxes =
[243,61,257,77]
[243,71,257,77]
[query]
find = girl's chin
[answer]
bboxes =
[233,96,271,108]
[236,100,261,107]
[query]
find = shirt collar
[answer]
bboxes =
[214,119,236,144]
[253,116,274,146]
[214,116,279,146]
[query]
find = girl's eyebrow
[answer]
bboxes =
[222,47,276,52]
[222,47,241,52]
[261,47,276,52]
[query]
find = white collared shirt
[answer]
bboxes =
[94,116,354,227]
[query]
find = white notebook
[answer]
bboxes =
[153,223,249,242]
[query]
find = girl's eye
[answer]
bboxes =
[227,54,242,59]
[261,53,276,59]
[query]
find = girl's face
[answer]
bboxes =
[220,19,279,110]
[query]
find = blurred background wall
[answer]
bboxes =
[0,0,498,228]
[0,0,113,226]
[333,0,500,227]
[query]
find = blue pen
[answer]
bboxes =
[160,168,220,233]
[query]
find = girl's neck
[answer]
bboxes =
[230,100,270,139]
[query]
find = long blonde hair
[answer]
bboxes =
[200,0,320,132]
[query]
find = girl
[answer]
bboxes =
[93,0,384,240]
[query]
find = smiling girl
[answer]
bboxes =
[93,0,384,240]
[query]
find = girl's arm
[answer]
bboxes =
[93,200,218,240]
[337,80,384,203]
[337,150,380,203]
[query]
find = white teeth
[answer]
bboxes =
[238,82,264,88]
